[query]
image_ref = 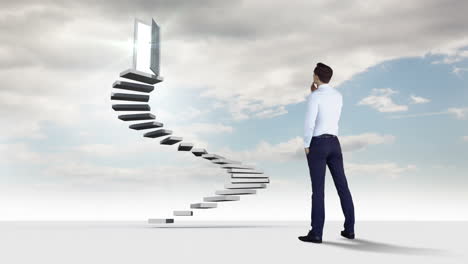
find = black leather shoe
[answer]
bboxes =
[298,231,322,243]
[298,235,322,243]
[341,230,355,239]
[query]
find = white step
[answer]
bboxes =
[231,173,269,178]
[112,104,150,111]
[202,154,225,160]
[215,189,257,195]
[118,113,155,121]
[191,148,207,157]
[160,136,183,145]
[173,210,193,216]
[190,203,217,209]
[212,159,241,165]
[227,168,264,174]
[231,178,270,184]
[112,80,154,93]
[120,69,163,84]
[148,218,174,224]
[129,121,163,130]
[178,143,194,151]
[203,195,240,202]
[220,164,255,170]
[111,92,149,102]
[225,183,267,189]
[144,129,172,138]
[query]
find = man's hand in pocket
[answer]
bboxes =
[305,147,309,155]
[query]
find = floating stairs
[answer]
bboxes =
[112,104,151,111]
[160,136,183,145]
[144,129,172,138]
[192,148,208,156]
[215,189,257,195]
[231,178,270,184]
[111,92,149,102]
[111,69,270,224]
[129,121,163,130]
[173,210,193,216]
[118,113,155,121]
[178,143,194,151]
[203,195,240,202]
[190,203,217,209]
[220,164,255,170]
[225,183,267,189]
[212,159,241,165]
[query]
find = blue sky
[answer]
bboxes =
[1,0,467,221]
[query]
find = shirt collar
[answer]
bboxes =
[317,83,332,91]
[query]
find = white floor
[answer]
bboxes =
[0,221,465,264]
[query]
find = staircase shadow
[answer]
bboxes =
[323,238,449,256]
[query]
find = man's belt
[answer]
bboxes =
[312,134,336,138]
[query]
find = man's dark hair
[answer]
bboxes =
[314,62,333,83]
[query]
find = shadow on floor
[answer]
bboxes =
[323,238,449,256]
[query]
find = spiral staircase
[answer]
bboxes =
[111,69,270,224]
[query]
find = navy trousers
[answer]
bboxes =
[306,135,355,237]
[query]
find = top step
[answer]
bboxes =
[120,69,164,85]
[113,81,154,93]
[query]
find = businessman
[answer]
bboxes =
[298,62,355,243]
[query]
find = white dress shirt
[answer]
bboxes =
[303,83,343,148]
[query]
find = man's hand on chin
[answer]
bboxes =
[305,148,309,155]
[311,82,318,92]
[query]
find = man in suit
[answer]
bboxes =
[298,62,355,243]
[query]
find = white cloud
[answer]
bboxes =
[452,66,468,76]
[218,137,305,163]
[388,111,447,119]
[179,122,233,134]
[345,162,417,179]
[431,49,468,64]
[41,160,222,188]
[1,0,468,143]
[462,136,468,142]
[0,141,226,189]
[173,106,207,121]
[6,0,468,123]
[74,141,174,158]
[357,88,408,112]
[340,133,396,152]
[388,106,468,119]
[158,105,214,123]
[254,106,288,119]
[159,0,468,120]
[0,89,82,139]
[72,121,234,159]
[409,94,431,104]
[216,132,396,163]
[447,107,468,119]
[166,122,234,149]
[0,143,44,164]
[209,133,412,180]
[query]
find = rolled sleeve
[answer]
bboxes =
[303,94,319,148]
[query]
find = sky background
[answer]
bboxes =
[0,0,467,221]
